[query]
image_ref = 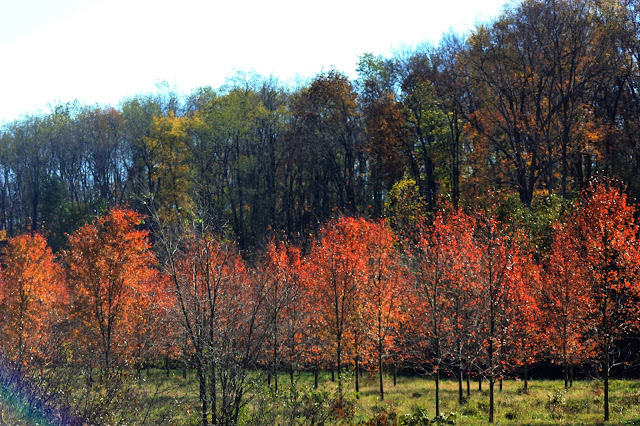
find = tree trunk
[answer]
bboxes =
[197,362,209,426]
[393,363,397,386]
[355,356,360,398]
[604,333,610,422]
[458,365,464,404]
[289,364,294,386]
[435,366,440,417]
[489,376,495,423]
[379,349,384,400]
[569,364,574,387]
[210,362,217,425]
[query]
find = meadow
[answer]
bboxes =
[3,369,639,425]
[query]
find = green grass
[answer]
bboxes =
[42,368,640,424]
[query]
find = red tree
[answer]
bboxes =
[571,181,640,421]
[361,220,406,401]
[542,221,595,388]
[474,213,528,423]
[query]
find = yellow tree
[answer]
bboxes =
[142,111,195,226]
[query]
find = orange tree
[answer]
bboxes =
[65,207,157,372]
[0,233,64,374]
[305,217,370,399]
[362,220,406,401]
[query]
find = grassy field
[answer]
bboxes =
[3,369,640,424]
[124,369,640,424]
[340,374,640,424]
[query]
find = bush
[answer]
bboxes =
[398,407,456,425]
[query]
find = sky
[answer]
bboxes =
[0,0,507,124]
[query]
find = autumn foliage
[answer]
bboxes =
[65,207,157,371]
[0,233,64,371]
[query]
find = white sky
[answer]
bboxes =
[0,0,507,123]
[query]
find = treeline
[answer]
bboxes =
[1,0,640,250]
[0,181,638,424]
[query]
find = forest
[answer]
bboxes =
[0,0,639,424]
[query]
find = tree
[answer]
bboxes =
[474,213,526,423]
[159,221,270,426]
[305,217,370,399]
[570,180,640,421]
[0,233,64,373]
[288,71,364,219]
[397,50,448,210]
[409,211,456,416]
[261,238,304,389]
[459,0,606,205]
[357,53,409,215]
[65,207,157,372]
[362,220,405,401]
[142,111,195,226]
[542,221,595,388]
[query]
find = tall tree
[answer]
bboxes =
[65,207,157,372]
[362,220,405,400]
[0,233,64,373]
[570,180,640,421]
[305,217,370,399]
[542,221,595,388]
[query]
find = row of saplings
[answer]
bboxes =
[0,181,638,424]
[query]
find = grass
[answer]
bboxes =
[27,368,640,424]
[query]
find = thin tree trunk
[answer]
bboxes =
[489,376,495,423]
[393,363,397,386]
[355,356,360,398]
[435,366,440,417]
[289,364,294,386]
[379,346,384,400]
[604,333,610,421]
[458,364,464,404]
[197,362,209,426]
[569,364,574,387]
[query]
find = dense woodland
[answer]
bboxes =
[1,0,640,424]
